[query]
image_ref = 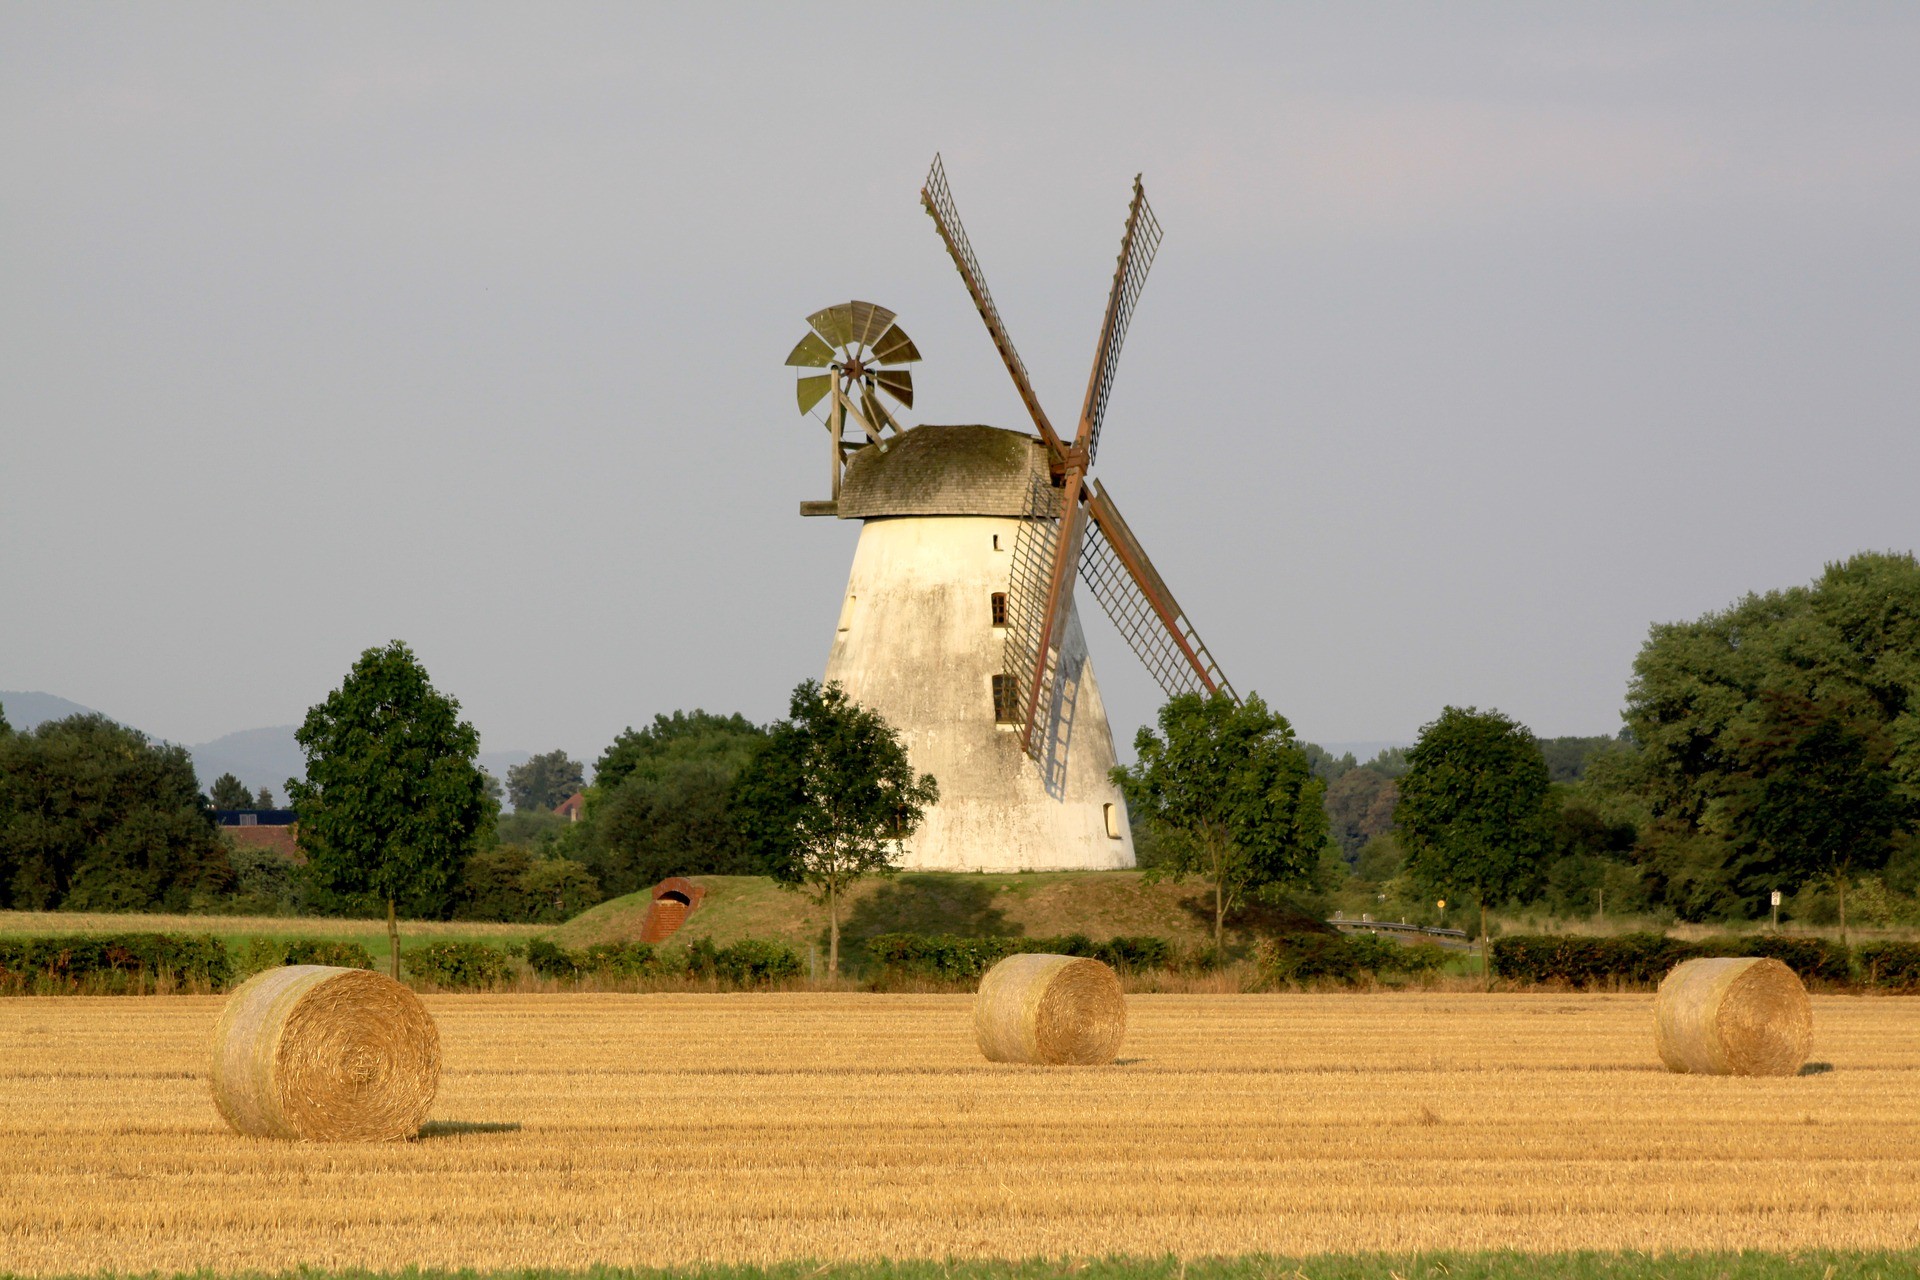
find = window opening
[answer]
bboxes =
[991,674,1019,724]
[1103,803,1122,840]
[992,534,1001,551]
[990,592,1007,627]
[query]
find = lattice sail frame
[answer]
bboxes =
[920,154,1238,763]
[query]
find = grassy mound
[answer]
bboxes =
[551,870,1329,965]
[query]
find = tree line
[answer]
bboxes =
[0,647,935,979]
[2,550,1912,952]
[1322,551,1920,939]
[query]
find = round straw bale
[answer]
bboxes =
[1653,956,1812,1077]
[210,964,440,1140]
[974,952,1126,1065]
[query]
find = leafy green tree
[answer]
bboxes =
[1538,800,1641,918]
[1324,767,1398,863]
[1733,692,1903,944]
[0,714,229,911]
[733,681,937,977]
[585,711,769,896]
[1537,736,1621,783]
[209,772,254,809]
[596,711,763,791]
[455,845,536,921]
[286,641,491,977]
[254,784,275,808]
[519,857,601,923]
[1609,552,1920,920]
[507,750,584,813]
[1396,706,1555,984]
[1112,691,1328,954]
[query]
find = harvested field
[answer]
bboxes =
[1,992,1917,1274]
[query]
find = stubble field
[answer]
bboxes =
[2,991,1917,1275]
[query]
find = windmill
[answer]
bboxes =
[785,156,1234,871]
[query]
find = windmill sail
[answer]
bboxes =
[923,155,1239,769]
[1081,481,1235,701]
[921,155,1066,459]
[1076,177,1162,469]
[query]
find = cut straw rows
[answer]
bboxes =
[1,992,1917,1274]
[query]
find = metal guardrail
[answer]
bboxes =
[1330,917,1469,941]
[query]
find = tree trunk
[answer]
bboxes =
[827,878,840,980]
[1214,877,1224,957]
[387,897,400,981]
[1480,900,1490,992]
[1837,874,1847,950]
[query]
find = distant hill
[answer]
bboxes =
[0,691,104,730]
[189,725,308,795]
[2,689,534,798]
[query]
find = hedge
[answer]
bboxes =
[233,936,377,977]
[525,938,659,980]
[866,933,1175,982]
[686,937,802,985]
[0,933,233,993]
[402,940,516,990]
[1859,941,1920,990]
[1490,931,1855,988]
[1257,933,1448,985]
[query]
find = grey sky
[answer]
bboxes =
[4,4,1916,767]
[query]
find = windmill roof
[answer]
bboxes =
[836,424,1052,518]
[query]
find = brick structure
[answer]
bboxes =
[640,877,706,943]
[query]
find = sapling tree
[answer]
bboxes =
[1395,706,1555,988]
[287,641,492,978]
[1112,691,1328,956]
[733,680,938,978]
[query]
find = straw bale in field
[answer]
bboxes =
[210,964,440,1140]
[974,952,1125,1065]
[1653,955,1812,1077]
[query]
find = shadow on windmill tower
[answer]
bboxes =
[783,155,1238,872]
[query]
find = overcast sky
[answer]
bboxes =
[4,4,1916,764]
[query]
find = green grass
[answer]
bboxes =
[553,870,1331,965]
[0,909,545,957]
[11,1253,1919,1280]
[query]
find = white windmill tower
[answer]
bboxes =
[785,156,1236,872]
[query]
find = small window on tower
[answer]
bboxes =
[992,534,1001,551]
[991,674,1019,724]
[1103,803,1122,840]
[990,592,1007,627]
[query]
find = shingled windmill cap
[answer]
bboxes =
[835,424,1052,519]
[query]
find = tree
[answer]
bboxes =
[507,750,584,813]
[1733,692,1903,945]
[585,710,769,896]
[519,857,602,923]
[1325,768,1398,863]
[286,641,491,977]
[209,772,254,809]
[732,681,937,977]
[1606,552,1920,920]
[596,711,764,792]
[1396,706,1555,986]
[255,785,275,808]
[0,714,229,911]
[1112,691,1328,954]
